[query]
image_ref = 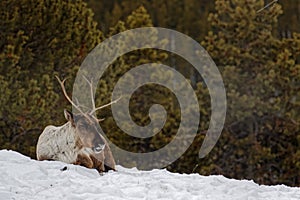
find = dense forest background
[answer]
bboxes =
[1,0,299,186]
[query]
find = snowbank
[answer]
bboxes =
[0,150,299,200]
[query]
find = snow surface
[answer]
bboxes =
[0,150,299,200]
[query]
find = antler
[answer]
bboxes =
[89,96,122,115]
[82,75,96,112]
[56,75,121,122]
[55,75,88,117]
[82,75,121,116]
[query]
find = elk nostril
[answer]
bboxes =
[93,144,105,153]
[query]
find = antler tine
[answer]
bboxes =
[82,75,96,112]
[89,96,122,115]
[90,115,105,123]
[82,75,122,121]
[55,75,86,116]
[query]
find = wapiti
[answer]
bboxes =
[36,76,118,173]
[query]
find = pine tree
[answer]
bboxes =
[0,0,102,157]
[199,0,300,186]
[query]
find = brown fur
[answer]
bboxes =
[75,154,94,169]
[36,110,116,173]
[72,112,116,172]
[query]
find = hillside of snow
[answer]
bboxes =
[0,150,299,200]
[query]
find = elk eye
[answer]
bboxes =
[93,144,105,153]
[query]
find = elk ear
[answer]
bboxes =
[64,109,75,126]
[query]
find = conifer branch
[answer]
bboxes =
[257,0,278,13]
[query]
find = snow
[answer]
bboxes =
[0,150,299,200]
